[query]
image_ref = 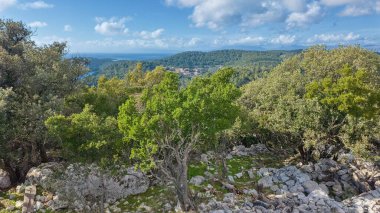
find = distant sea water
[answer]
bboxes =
[67,53,172,61]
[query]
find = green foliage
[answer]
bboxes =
[45,105,121,164]
[66,76,129,116]
[0,19,87,183]
[306,65,380,118]
[239,46,380,159]
[118,68,241,171]
[88,50,299,82]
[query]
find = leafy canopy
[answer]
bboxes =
[118,68,241,171]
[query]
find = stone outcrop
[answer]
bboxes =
[24,162,149,212]
[230,144,270,157]
[199,156,380,213]
[0,169,11,189]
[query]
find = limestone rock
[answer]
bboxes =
[0,169,11,189]
[190,175,205,186]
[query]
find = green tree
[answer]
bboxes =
[239,46,380,161]
[118,68,240,210]
[0,19,86,184]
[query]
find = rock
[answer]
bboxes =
[302,180,320,194]
[0,169,11,189]
[235,172,243,178]
[285,180,295,187]
[189,176,205,186]
[301,164,314,173]
[15,200,23,208]
[244,189,258,197]
[252,200,271,209]
[9,194,15,200]
[16,185,25,193]
[337,169,348,176]
[258,168,270,177]
[332,183,343,195]
[26,163,149,211]
[223,193,235,203]
[247,169,255,179]
[163,203,172,211]
[35,201,43,210]
[319,183,329,194]
[228,175,235,183]
[258,176,273,188]
[200,154,209,163]
[270,185,279,192]
[6,206,15,211]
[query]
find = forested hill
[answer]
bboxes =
[89,49,301,80]
[157,49,301,68]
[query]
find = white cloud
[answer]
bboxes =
[320,0,363,7]
[94,17,131,36]
[271,35,296,45]
[64,25,72,32]
[307,32,361,43]
[166,0,322,30]
[286,2,323,28]
[166,0,379,30]
[339,5,371,16]
[19,1,53,10]
[33,35,71,46]
[138,28,164,39]
[227,36,265,45]
[0,0,16,11]
[320,0,380,16]
[28,21,47,28]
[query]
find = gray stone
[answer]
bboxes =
[247,169,255,179]
[258,176,273,188]
[285,180,295,187]
[244,189,258,197]
[332,183,343,195]
[163,203,172,211]
[0,169,11,189]
[319,183,329,194]
[337,169,348,176]
[200,154,209,163]
[235,172,243,179]
[35,201,44,210]
[303,180,320,194]
[189,175,205,186]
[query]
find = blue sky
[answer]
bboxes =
[1,0,379,53]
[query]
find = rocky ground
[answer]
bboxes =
[0,144,379,212]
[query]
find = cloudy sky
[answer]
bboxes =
[1,0,379,53]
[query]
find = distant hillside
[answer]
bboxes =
[86,49,302,81]
[158,49,301,68]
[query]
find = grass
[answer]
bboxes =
[117,185,175,212]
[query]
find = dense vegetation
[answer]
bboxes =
[239,46,380,161]
[1,20,379,211]
[87,49,300,82]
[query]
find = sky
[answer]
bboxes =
[0,0,379,53]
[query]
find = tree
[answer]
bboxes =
[118,68,240,210]
[0,19,86,184]
[239,46,380,161]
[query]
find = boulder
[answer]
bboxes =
[189,176,205,186]
[25,163,149,211]
[303,180,320,194]
[258,176,273,188]
[0,169,11,189]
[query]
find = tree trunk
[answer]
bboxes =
[37,140,48,163]
[175,162,194,211]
